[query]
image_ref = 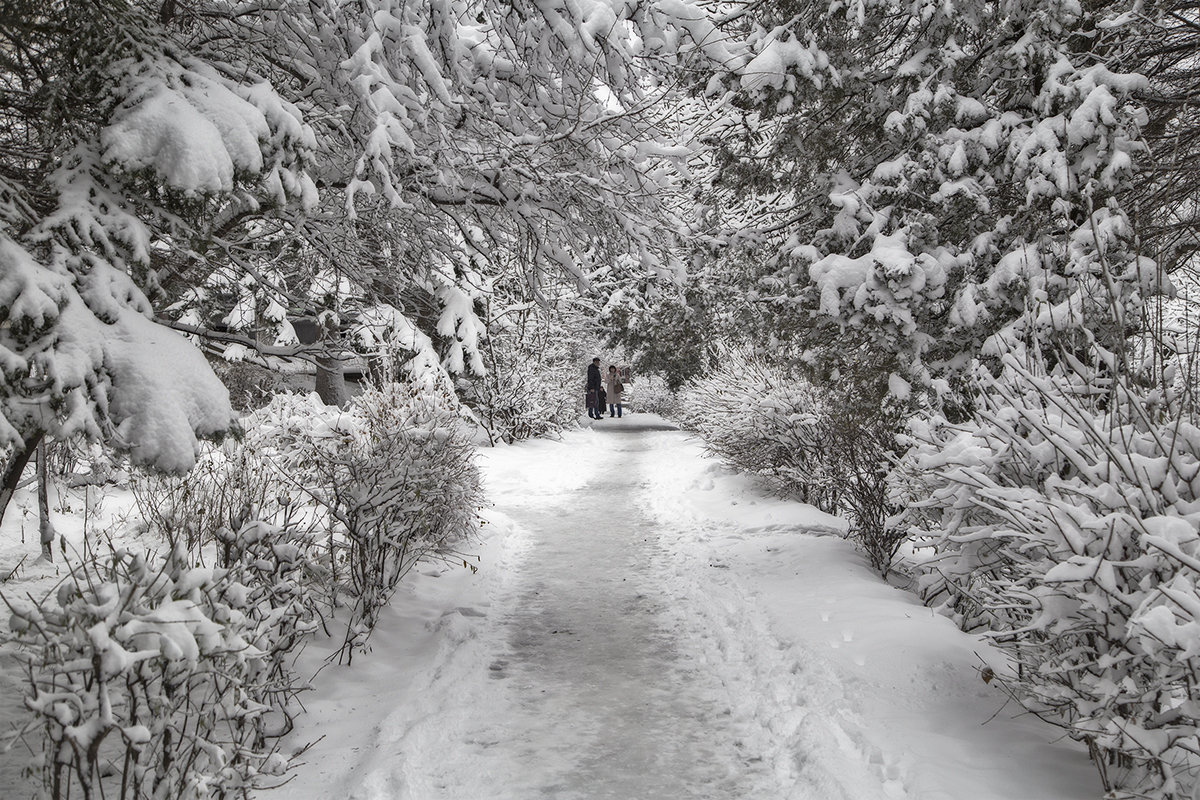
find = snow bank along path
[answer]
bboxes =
[279,416,1101,800]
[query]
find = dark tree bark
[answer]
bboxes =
[0,431,43,529]
[37,439,55,562]
[315,353,348,409]
[292,316,348,408]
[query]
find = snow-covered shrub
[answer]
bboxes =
[252,384,481,657]
[3,533,315,799]
[131,441,287,556]
[131,382,481,659]
[681,352,903,570]
[61,441,128,489]
[623,373,681,418]
[680,353,837,507]
[210,519,324,735]
[459,328,580,445]
[893,353,1200,798]
[828,390,907,574]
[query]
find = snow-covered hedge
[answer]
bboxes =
[131,439,285,556]
[892,354,1200,798]
[250,384,482,657]
[680,352,903,570]
[680,354,836,505]
[3,528,317,800]
[624,373,681,418]
[133,383,483,658]
[459,334,580,445]
[6,381,485,796]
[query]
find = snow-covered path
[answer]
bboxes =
[395,418,773,799]
[279,417,1102,800]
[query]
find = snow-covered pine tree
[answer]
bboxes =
[689,0,1165,386]
[679,4,1200,795]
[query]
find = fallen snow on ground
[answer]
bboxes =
[639,425,1099,800]
[0,417,1101,799]
[275,415,1101,800]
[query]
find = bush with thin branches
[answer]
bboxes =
[892,349,1200,798]
[250,384,482,658]
[3,527,316,800]
[680,351,905,571]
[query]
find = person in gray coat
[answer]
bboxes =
[604,365,624,418]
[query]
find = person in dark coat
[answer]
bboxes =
[586,357,603,420]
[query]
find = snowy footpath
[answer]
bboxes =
[278,416,1102,800]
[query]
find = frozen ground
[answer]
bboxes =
[276,415,1102,800]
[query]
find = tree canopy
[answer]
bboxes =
[0,0,722,467]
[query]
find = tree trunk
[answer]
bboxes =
[292,315,348,408]
[37,439,55,562]
[0,431,42,529]
[316,354,348,408]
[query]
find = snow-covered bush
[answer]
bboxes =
[12,377,481,796]
[680,353,836,506]
[251,385,481,657]
[3,532,316,799]
[131,441,287,557]
[681,352,903,570]
[210,519,324,735]
[893,353,1200,797]
[60,441,128,490]
[131,382,481,659]
[459,325,580,445]
[828,390,908,574]
[623,373,681,418]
